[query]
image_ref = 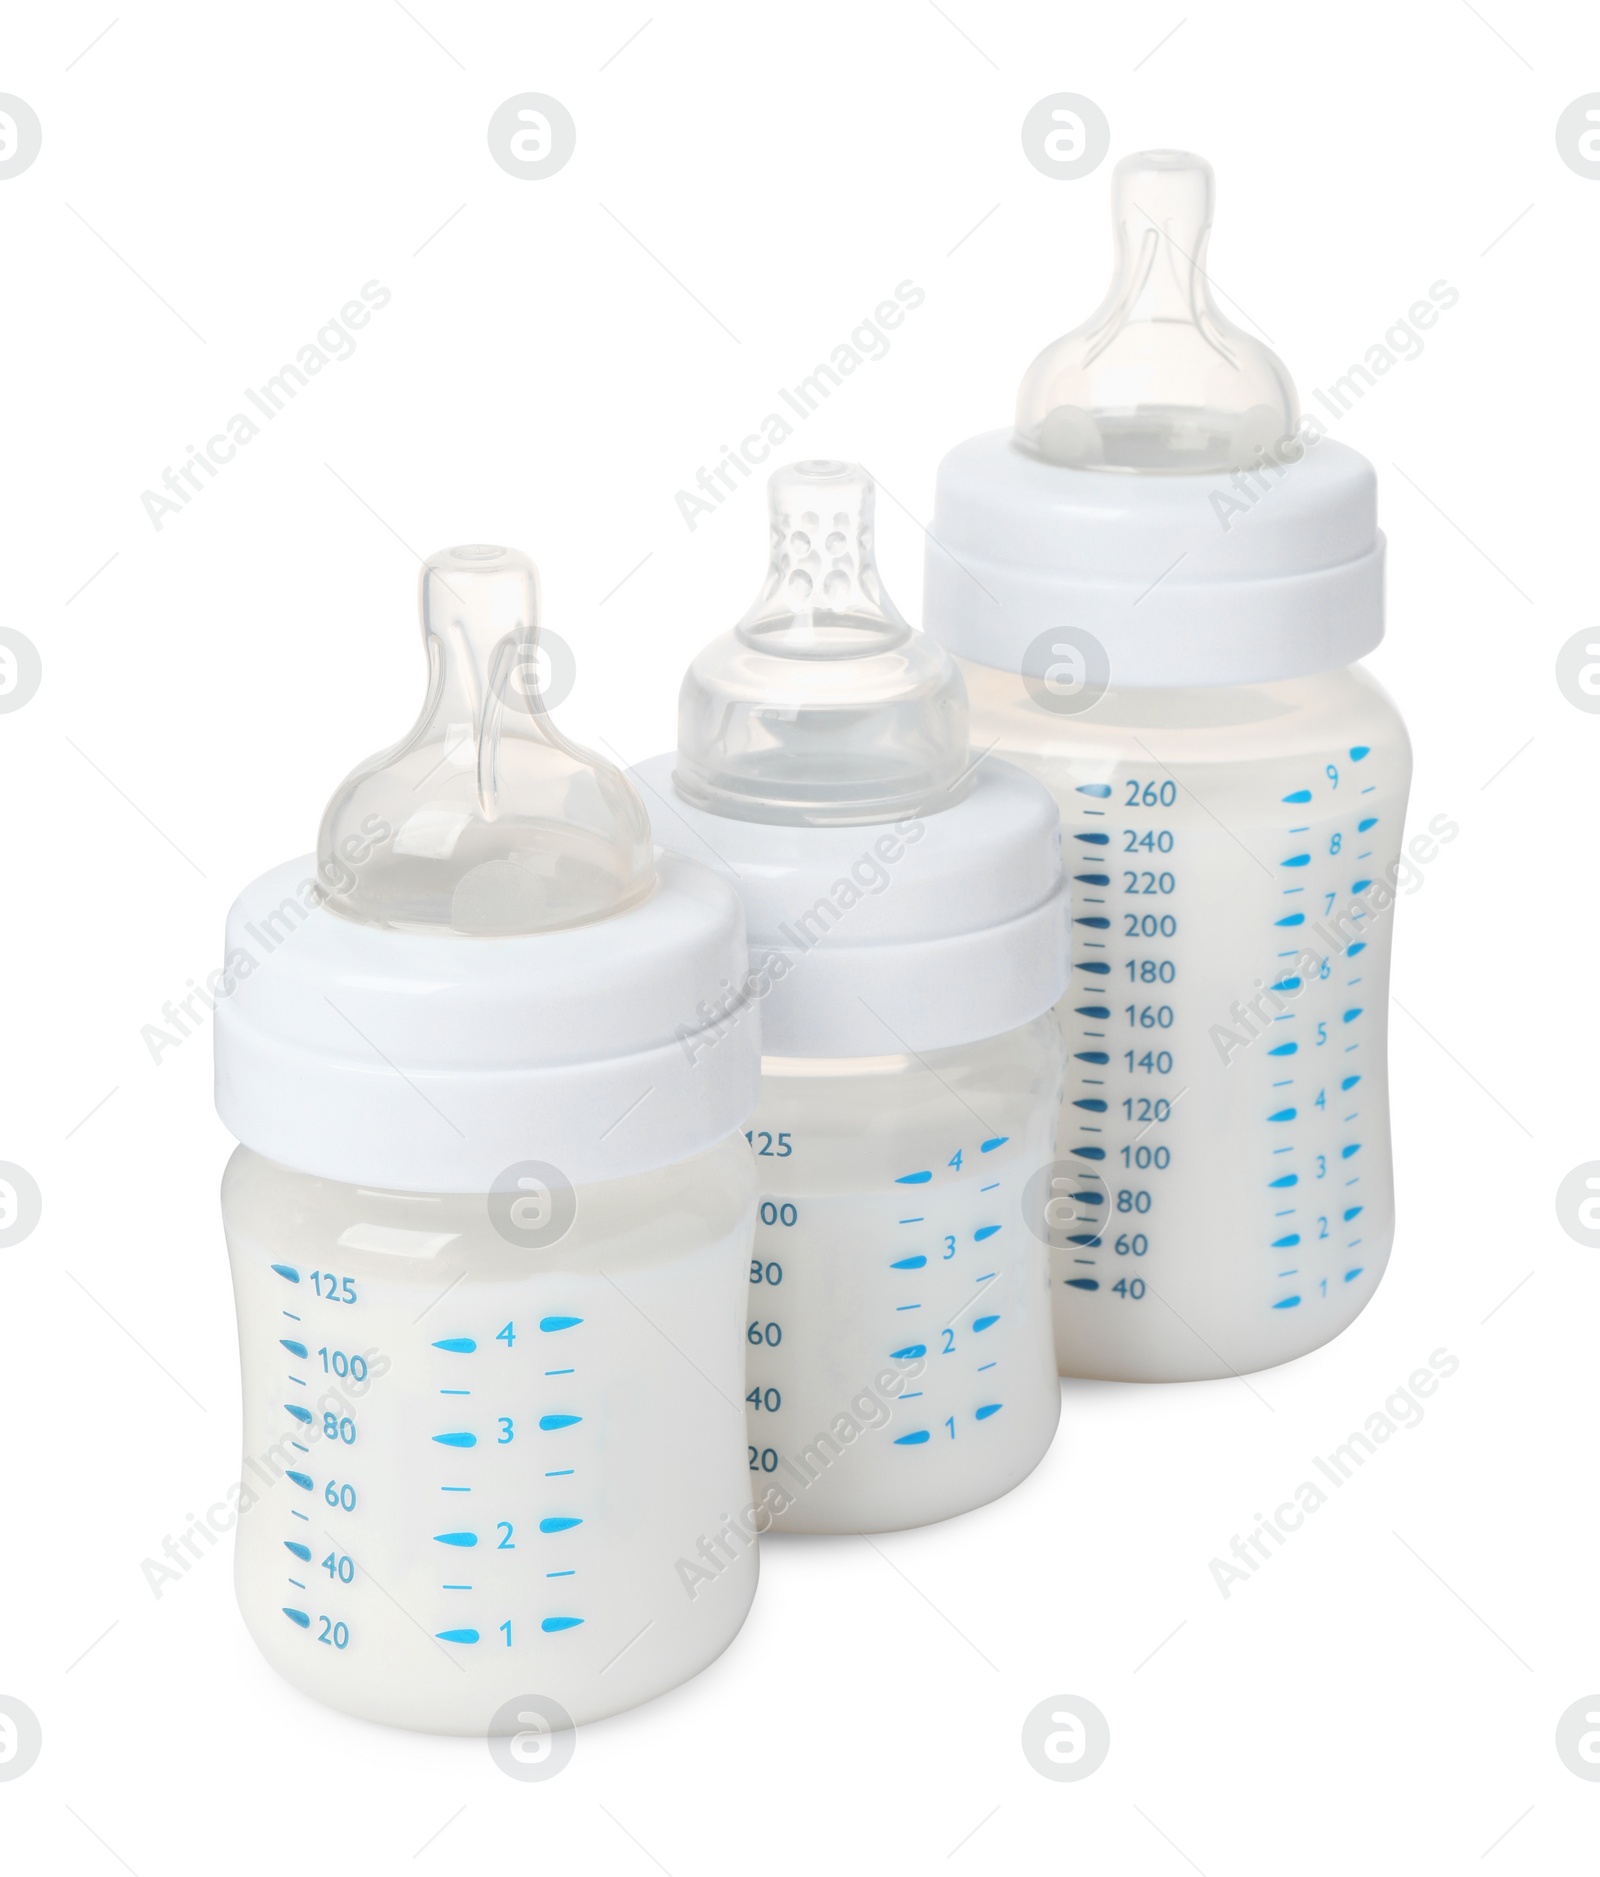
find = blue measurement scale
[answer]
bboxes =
[1053,742,1406,1351]
[741,1105,1060,1531]
[247,1251,596,1677]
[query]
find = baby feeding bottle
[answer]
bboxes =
[213,545,761,1734]
[640,461,1068,1533]
[923,151,1412,1382]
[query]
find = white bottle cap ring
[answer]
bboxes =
[923,431,1384,689]
[637,754,1069,1058]
[214,852,759,1192]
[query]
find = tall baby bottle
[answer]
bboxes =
[924,152,1414,1382]
[641,461,1068,1534]
[213,545,761,1733]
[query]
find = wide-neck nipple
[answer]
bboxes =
[1015,150,1298,474]
[673,460,969,826]
[317,544,654,936]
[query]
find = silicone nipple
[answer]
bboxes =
[317,544,654,936]
[674,460,969,826]
[1015,150,1298,473]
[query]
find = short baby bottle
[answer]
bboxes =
[924,152,1413,1382]
[640,461,1068,1533]
[214,545,761,1734]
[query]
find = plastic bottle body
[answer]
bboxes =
[743,1014,1064,1532]
[958,660,1413,1381]
[221,1135,758,1734]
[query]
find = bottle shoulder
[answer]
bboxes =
[221,1134,755,1236]
[760,1011,1065,1099]
[960,657,1410,772]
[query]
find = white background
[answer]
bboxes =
[0,1,1595,1870]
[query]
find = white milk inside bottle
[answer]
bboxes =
[641,460,1069,1531]
[214,545,761,1733]
[923,153,1413,1382]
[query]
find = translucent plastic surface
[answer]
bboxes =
[742,1016,1063,1531]
[318,544,654,935]
[674,461,969,825]
[222,1135,757,1734]
[1015,150,1298,473]
[960,659,1413,1380]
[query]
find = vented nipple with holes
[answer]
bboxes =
[673,460,969,826]
[1015,149,1298,474]
[317,544,654,936]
